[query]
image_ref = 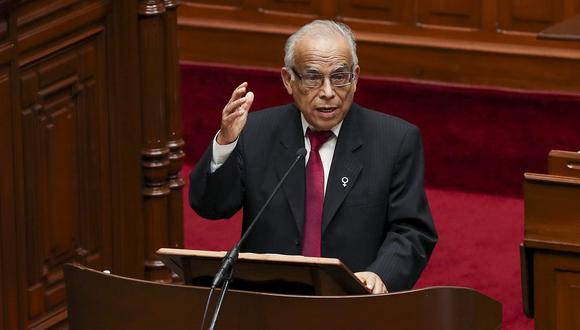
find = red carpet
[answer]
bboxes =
[180,62,580,329]
[414,189,533,330]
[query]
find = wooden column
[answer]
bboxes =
[164,0,184,251]
[138,0,171,281]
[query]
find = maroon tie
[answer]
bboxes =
[302,129,333,257]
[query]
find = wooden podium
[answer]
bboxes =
[521,150,580,330]
[65,252,502,329]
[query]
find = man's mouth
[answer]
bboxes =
[316,107,338,113]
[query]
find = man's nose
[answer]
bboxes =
[319,77,335,98]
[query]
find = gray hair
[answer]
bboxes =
[284,20,358,76]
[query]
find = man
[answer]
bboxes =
[189,20,437,293]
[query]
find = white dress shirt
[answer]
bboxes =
[211,114,343,195]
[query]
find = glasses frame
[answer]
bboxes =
[291,67,356,89]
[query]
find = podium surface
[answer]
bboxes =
[64,264,502,330]
[157,247,369,295]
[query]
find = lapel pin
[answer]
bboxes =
[341,176,349,187]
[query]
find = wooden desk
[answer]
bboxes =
[538,14,580,41]
[548,150,580,178]
[522,151,580,330]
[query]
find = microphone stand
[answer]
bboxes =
[204,148,307,330]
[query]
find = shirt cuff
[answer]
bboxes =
[210,131,238,173]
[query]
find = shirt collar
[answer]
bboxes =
[300,113,343,138]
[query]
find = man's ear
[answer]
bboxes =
[281,67,293,95]
[351,65,361,93]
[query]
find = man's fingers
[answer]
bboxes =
[354,271,388,294]
[372,280,386,294]
[227,82,248,103]
[244,91,254,112]
[365,276,376,291]
[223,96,247,116]
[223,91,254,120]
[220,82,254,145]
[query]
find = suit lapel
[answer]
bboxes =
[322,105,363,232]
[273,105,306,235]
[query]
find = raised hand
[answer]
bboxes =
[217,82,254,145]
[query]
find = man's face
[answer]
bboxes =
[282,34,360,131]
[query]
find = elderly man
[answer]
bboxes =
[189,20,437,293]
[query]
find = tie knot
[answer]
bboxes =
[306,128,333,152]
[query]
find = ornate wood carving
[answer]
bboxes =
[18,36,108,329]
[1,0,183,327]
[139,0,166,16]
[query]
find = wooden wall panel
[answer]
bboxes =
[499,0,566,33]
[534,251,580,330]
[0,64,19,330]
[0,14,7,42]
[0,8,10,65]
[260,0,321,16]
[18,38,107,327]
[338,0,409,23]
[0,0,184,328]
[555,271,580,329]
[356,37,580,91]
[417,0,482,29]
[179,0,321,26]
[15,0,107,64]
[1,3,20,330]
[178,0,580,92]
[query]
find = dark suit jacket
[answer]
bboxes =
[189,103,437,291]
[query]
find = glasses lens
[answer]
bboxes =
[331,72,353,86]
[295,69,354,88]
[302,73,324,88]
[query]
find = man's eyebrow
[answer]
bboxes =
[302,63,350,73]
[332,64,350,72]
[303,66,322,74]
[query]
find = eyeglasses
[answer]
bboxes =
[291,68,355,88]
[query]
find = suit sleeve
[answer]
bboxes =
[188,140,245,220]
[366,126,438,291]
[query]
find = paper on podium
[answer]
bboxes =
[157,248,370,296]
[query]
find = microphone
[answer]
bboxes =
[211,147,307,288]
[203,148,307,330]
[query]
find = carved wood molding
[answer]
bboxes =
[164,0,177,9]
[139,0,166,16]
[2,0,184,327]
